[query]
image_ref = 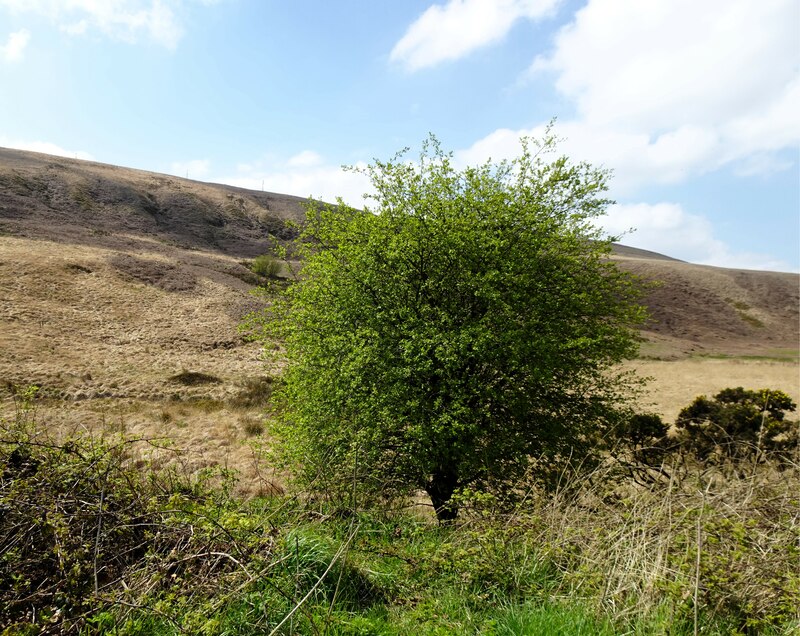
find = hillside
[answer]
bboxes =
[1,147,798,478]
[617,251,798,358]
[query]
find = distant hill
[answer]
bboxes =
[622,256,797,357]
[610,243,683,262]
[0,146,307,257]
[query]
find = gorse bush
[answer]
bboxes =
[610,388,799,486]
[675,387,798,465]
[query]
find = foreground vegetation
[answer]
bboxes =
[2,386,798,635]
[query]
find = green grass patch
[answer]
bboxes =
[725,297,751,312]
[249,253,282,279]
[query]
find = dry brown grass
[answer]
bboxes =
[626,358,800,423]
[522,463,800,631]
[0,233,283,494]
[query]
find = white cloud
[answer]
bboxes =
[459,121,733,194]
[720,76,800,165]
[601,202,792,272]
[462,0,799,193]
[533,0,798,131]
[1,28,29,62]
[732,153,795,178]
[391,0,559,71]
[170,159,211,179]
[0,0,188,48]
[287,150,323,169]
[0,137,94,160]
[525,0,798,183]
[215,152,372,209]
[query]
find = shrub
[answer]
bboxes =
[609,412,677,484]
[0,411,154,629]
[241,415,265,436]
[250,254,281,279]
[0,387,279,634]
[675,387,798,466]
[228,376,276,410]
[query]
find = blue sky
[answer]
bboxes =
[1,0,798,271]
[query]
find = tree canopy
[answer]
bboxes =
[259,134,646,520]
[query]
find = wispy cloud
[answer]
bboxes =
[0,0,206,49]
[1,28,29,62]
[216,151,371,209]
[0,137,94,160]
[390,0,559,72]
[287,150,324,169]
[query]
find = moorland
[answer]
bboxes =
[1,147,798,635]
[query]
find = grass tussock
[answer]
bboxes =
[168,370,222,386]
[249,254,282,279]
[736,311,765,328]
[239,414,265,437]
[227,376,276,410]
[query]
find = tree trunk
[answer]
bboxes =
[425,467,459,522]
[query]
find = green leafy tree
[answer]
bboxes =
[261,133,646,521]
